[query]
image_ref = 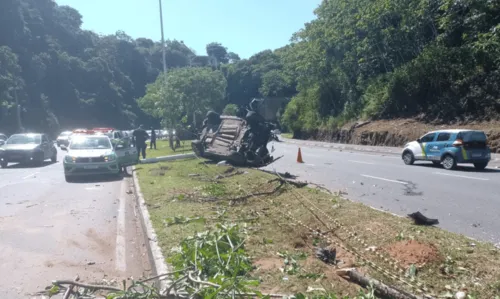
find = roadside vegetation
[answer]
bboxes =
[125,142,500,298]
[4,0,499,138]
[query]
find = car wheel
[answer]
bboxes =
[0,160,7,168]
[442,155,457,170]
[51,153,57,163]
[473,162,488,170]
[432,161,441,166]
[402,151,415,165]
[65,175,73,182]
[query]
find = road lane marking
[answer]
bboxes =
[361,174,408,185]
[349,160,375,165]
[433,172,489,181]
[115,180,127,272]
[22,172,40,179]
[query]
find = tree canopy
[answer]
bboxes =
[1,0,499,137]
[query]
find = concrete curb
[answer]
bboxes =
[132,167,171,294]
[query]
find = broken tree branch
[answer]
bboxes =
[337,268,420,299]
[137,267,192,284]
[229,181,284,203]
[52,280,122,292]
[62,275,79,299]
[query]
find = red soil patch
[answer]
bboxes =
[254,257,283,271]
[386,240,441,267]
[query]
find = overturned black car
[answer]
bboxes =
[191,109,277,167]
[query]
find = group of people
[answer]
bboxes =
[131,125,181,159]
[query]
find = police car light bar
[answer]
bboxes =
[92,127,114,132]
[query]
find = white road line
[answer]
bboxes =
[115,180,127,273]
[361,174,408,185]
[22,172,40,179]
[433,172,489,181]
[349,160,375,165]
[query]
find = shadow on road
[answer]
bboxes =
[5,161,58,169]
[66,174,124,184]
[415,162,500,173]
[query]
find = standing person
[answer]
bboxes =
[133,125,149,159]
[168,131,175,152]
[150,127,157,150]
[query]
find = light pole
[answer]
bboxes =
[158,0,167,80]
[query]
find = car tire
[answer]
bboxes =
[51,153,57,163]
[473,162,488,170]
[432,161,441,166]
[65,175,73,182]
[442,155,457,170]
[402,151,415,165]
[0,161,7,168]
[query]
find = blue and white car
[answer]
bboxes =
[402,129,491,170]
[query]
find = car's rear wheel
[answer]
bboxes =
[402,151,415,165]
[442,155,457,170]
[51,152,57,163]
[473,162,488,170]
[65,175,74,182]
[0,160,7,168]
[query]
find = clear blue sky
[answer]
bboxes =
[55,0,322,59]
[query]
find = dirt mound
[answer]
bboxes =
[385,240,440,266]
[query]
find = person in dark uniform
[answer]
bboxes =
[133,125,149,159]
[150,127,157,150]
[168,131,175,152]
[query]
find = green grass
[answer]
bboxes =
[136,158,500,297]
[144,140,192,159]
[281,133,293,139]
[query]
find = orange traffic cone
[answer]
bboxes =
[297,147,304,163]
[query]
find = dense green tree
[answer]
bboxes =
[137,68,227,128]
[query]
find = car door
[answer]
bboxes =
[427,132,451,161]
[115,139,139,167]
[415,132,436,160]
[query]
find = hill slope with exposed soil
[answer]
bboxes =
[293,119,500,153]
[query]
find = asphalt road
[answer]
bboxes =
[0,148,150,298]
[264,140,500,246]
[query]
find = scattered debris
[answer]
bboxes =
[407,211,439,226]
[126,190,133,194]
[472,222,481,228]
[217,160,229,166]
[86,261,95,265]
[365,246,377,252]
[306,286,326,293]
[455,291,466,299]
[188,173,201,177]
[165,216,206,226]
[26,203,38,208]
[315,247,336,264]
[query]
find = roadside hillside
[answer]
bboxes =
[293,119,500,153]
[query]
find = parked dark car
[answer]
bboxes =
[0,133,57,168]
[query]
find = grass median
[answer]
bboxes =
[136,141,500,297]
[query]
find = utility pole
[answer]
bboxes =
[159,0,167,83]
